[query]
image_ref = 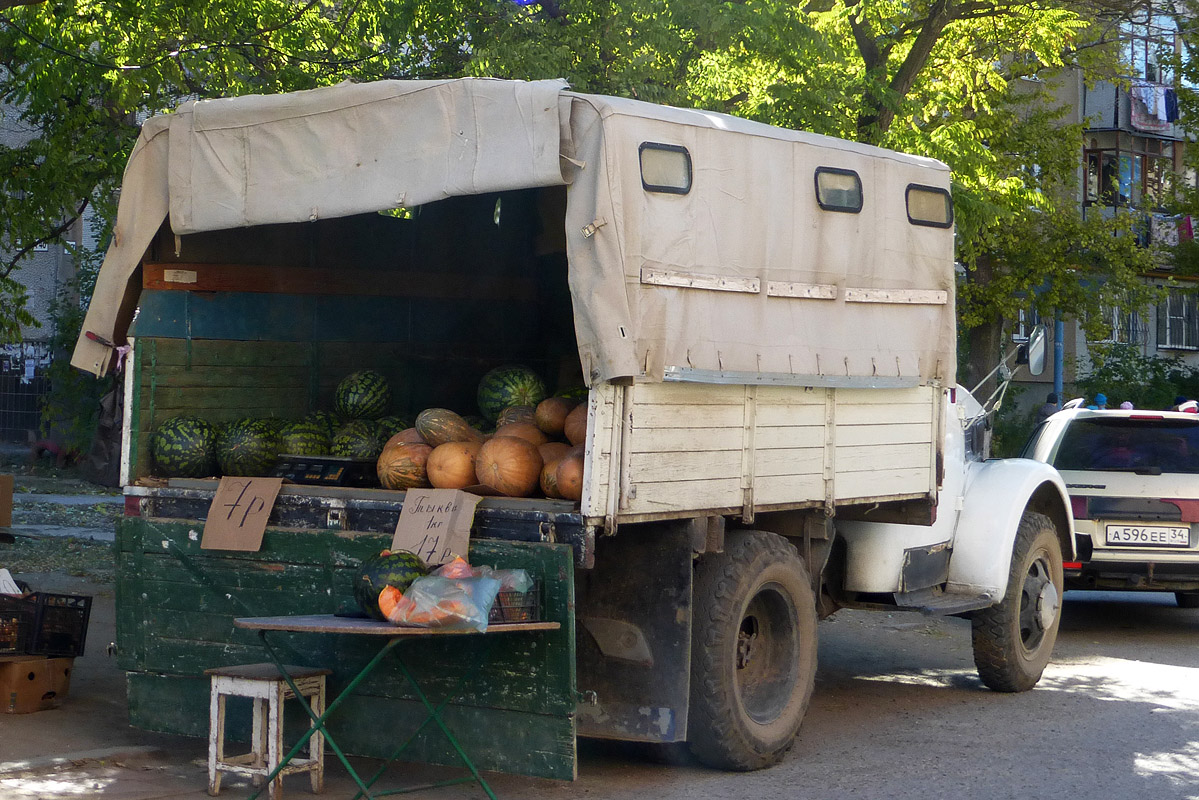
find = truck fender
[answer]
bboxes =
[946,458,1074,598]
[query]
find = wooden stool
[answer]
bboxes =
[206,662,331,799]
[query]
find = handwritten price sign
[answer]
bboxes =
[201,477,284,551]
[392,489,481,566]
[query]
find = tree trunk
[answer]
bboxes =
[965,254,1003,402]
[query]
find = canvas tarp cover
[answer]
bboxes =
[73,78,955,390]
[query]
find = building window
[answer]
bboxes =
[1158,290,1199,350]
[1012,307,1041,342]
[1093,305,1143,345]
[1123,15,1176,83]
[1084,139,1173,211]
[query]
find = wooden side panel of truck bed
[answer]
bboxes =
[582,382,940,524]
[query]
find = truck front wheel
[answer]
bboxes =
[688,530,817,771]
[970,511,1063,692]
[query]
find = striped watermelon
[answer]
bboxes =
[353,549,430,621]
[306,410,340,438]
[335,370,392,419]
[477,365,548,423]
[279,420,330,456]
[216,419,282,476]
[377,415,410,440]
[152,416,218,478]
[332,419,386,460]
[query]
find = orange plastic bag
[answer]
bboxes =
[377,575,501,631]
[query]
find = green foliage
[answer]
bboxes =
[1075,345,1199,412]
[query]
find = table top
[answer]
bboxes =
[234,614,561,636]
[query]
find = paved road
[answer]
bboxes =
[3,584,1197,799]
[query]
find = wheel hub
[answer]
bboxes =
[1036,579,1060,630]
[1019,556,1058,650]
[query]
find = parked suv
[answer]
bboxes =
[1022,407,1199,607]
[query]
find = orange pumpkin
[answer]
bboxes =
[475,436,543,497]
[563,404,587,446]
[416,408,485,447]
[497,405,537,426]
[535,397,578,436]
[390,428,428,445]
[538,441,571,465]
[494,421,549,447]
[540,458,562,498]
[427,441,483,490]
[377,441,433,489]
[555,455,584,501]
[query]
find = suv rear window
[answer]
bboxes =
[1049,417,1199,473]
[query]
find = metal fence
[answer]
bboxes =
[0,343,52,443]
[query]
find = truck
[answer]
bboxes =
[71,78,1073,777]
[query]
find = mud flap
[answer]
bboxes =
[575,523,692,742]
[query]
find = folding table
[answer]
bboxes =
[233,614,561,800]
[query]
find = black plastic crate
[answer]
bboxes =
[0,595,31,655]
[488,580,541,624]
[25,592,92,657]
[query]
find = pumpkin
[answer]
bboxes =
[497,405,537,427]
[563,403,587,446]
[555,455,584,501]
[540,458,562,498]
[416,408,485,447]
[494,421,549,447]
[475,436,543,497]
[427,440,483,490]
[391,427,428,445]
[535,397,578,436]
[538,441,571,464]
[377,441,433,489]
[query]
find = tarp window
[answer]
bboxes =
[639,143,692,194]
[906,184,953,228]
[814,167,863,213]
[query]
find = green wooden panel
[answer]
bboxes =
[127,672,577,780]
[140,338,312,367]
[115,517,577,780]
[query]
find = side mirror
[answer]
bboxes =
[1019,325,1047,376]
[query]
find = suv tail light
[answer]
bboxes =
[1070,495,1088,520]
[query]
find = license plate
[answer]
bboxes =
[1105,525,1191,547]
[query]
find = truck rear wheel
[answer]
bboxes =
[971,511,1063,692]
[688,530,817,771]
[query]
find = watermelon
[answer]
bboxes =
[353,549,430,620]
[306,410,340,438]
[377,415,410,440]
[477,365,548,423]
[216,419,282,476]
[462,415,492,434]
[335,370,392,419]
[332,419,386,460]
[152,416,218,478]
[279,420,330,456]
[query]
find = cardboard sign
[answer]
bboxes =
[391,489,481,566]
[201,477,283,551]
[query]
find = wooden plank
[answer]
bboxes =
[144,387,310,410]
[755,386,827,406]
[621,478,742,514]
[142,365,311,389]
[836,386,937,405]
[754,404,826,427]
[583,383,617,520]
[836,467,930,499]
[836,403,932,426]
[144,338,311,368]
[753,426,825,450]
[632,382,747,405]
[835,442,931,473]
[233,615,560,635]
[640,267,760,294]
[836,422,933,447]
[631,404,744,429]
[629,427,744,453]
[754,447,824,478]
[143,262,539,302]
[753,473,826,505]
[843,287,948,305]
[628,450,742,482]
